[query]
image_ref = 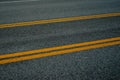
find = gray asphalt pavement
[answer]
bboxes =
[0,0,120,80]
[0,17,120,54]
[0,0,120,24]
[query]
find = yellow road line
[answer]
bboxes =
[0,41,120,64]
[0,37,120,59]
[0,12,120,28]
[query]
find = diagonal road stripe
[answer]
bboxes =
[0,37,120,59]
[0,0,39,4]
[0,12,120,28]
[0,38,120,64]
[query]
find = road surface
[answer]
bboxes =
[0,0,120,80]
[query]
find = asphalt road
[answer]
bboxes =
[0,0,120,24]
[0,0,120,80]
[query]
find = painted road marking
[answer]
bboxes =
[0,37,120,59]
[0,12,120,28]
[0,0,39,4]
[0,37,120,64]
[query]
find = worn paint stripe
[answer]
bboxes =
[0,13,120,28]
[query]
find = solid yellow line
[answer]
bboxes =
[0,12,120,28]
[0,37,120,59]
[0,41,120,64]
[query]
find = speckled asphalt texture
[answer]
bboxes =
[0,0,120,80]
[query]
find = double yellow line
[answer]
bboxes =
[0,12,120,28]
[0,37,120,64]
